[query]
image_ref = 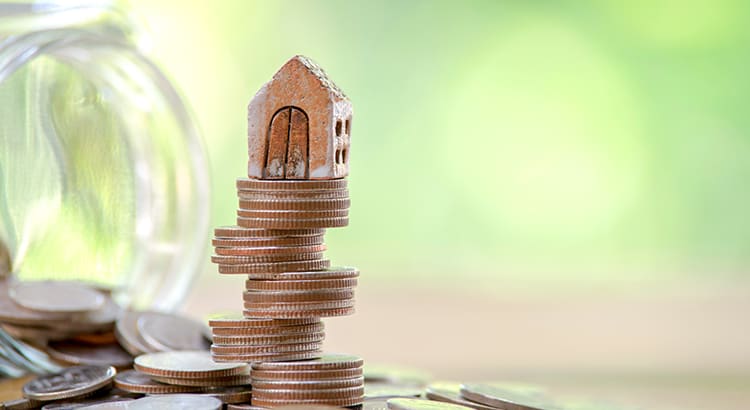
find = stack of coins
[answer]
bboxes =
[207,55,364,408]
[250,354,364,408]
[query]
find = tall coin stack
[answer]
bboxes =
[209,55,364,407]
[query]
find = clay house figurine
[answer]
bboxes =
[247,55,352,180]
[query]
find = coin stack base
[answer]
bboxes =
[250,354,365,408]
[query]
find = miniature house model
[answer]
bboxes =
[247,56,352,180]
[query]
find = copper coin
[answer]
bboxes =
[227,405,267,410]
[197,387,253,404]
[243,299,355,311]
[243,289,354,303]
[211,350,322,363]
[251,367,363,381]
[214,226,325,238]
[114,311,157,356]
[207,315,318,328]
[236,178,347,190]
[387,398,472,410]
[274,406,346,410]
[237,209,348,219]
[237,216,348,229]
[10,281,105,313]
[365,383,423,399]
[113,370,200,394]
[211,323,324,337]
[244,278,357,291]
[23,365,116,401]
[252,386,364,400]
[213,235,324,247]
[252,353,364,371]
[459,384,557,410]
[150,374,252,387]
[71,332,119,345]
[242,307,355,318]
[46,341,132,368]
[424,383,495,410]
[252,376,364,390]
[215,244,327,256]
[239,198,350,210]
[212,331,325,346]
[238,190,349,200]
[136,312,210,352]
[251,396,363,408]
[212,252,325,264]
[129,395,223,410]
[244,267,359,281]
[211,341,323,355]
[218,259,331,274]
[134,350,249,379]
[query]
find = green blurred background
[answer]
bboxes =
[130,1,749,408]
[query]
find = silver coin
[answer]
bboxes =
[128,394,222,410]
[3,397,44,409]
[23,365,116,401]
[136,312,209,351]
[77,401,133,409]
[45,398,135,409]
[134,350,249,378]
[10,281,105,313]
[460,384,561,410]
[115,311,157,356]
[387,398,472,410]
[424,382,495,410]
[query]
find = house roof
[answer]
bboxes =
[282,55,348,100]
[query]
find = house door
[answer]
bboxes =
[264,106,309,179]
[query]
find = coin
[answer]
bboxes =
[113,370,200,394]
[212,332,325,346]
[363,399,390,410]
[3,397,43,409]
[150,373,251,387]
[215,244,327,256]
[3,323,76,342]
[243,266,359,281]
[386,398,472,410]
[424,383,495,410]
[245,277,357,290]
[238,190,350,200]
[128,394,223,410]
[212,252,325,264]
[242,306,355,318]
[210,341,323,355]
[10,281,105,313]
[56,297,121,333]
[237,216,348,229]
[243,299,355,311]
[214,226,324,238]
[211,350,322,363]
[237,209,349,219]
[0,281,73,326]
[239,198,350,210]
[134,350,249,379]
[76,400,133,409]
[459,384,560,410]
[227,405,267,410]
[252,376,364,390]
[23,365,116,401]
[274,406,346,410]
[114,311,157,356]
[365,383,423,399]
[213,235,324,247]
[236,178,347,190]
[196,386,253,404]
[218,259,331,274]
[42,396,136,410]
[211,322,324,336]
[252,353,364,371]
[243,289,354,303]
[136,312,209,352]
[252,386,364,400]
[207,315,318,328]
[46,341,133,368]
[251,367,363,381]
[251,396,363,408]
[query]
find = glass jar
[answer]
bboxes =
[0,0,210,310]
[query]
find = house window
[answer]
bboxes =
[342,147,348,164]
[335,148,343,164]
[335,120,342,137]
[345,118,351,135]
